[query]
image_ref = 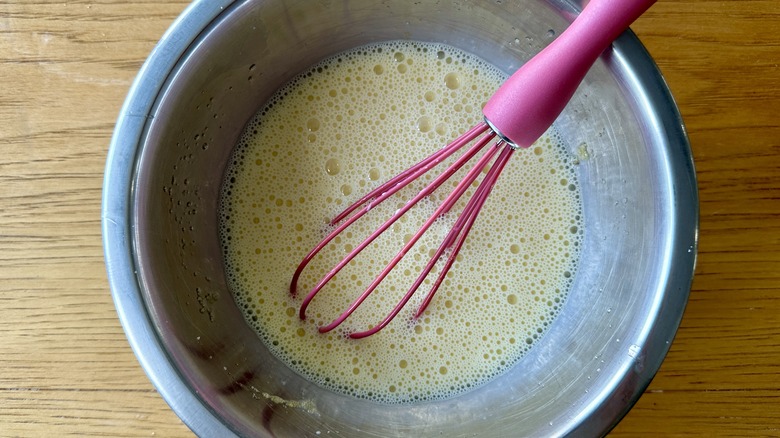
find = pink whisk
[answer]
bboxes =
[291,0,657,338]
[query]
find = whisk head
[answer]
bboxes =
[290,121,516,338]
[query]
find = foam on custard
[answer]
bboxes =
[219,41,583,404]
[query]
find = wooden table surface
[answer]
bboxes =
[1,1,778,436]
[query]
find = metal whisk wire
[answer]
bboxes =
[290,122,516,338]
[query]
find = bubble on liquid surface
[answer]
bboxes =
[307,118,321,132]
[218,40,584,404]
[444,72,461,89]
[417,116,433,133]
[325,158,341,175]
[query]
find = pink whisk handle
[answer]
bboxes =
[482,0,657,148]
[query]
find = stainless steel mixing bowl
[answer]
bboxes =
[102,0,698,436]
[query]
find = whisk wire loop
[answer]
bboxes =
[289,122,490,306]
[293,121,518,337]
[298,123,495,322]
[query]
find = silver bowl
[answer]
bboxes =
[102,0,697,436]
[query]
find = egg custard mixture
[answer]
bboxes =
[219,41,583,404]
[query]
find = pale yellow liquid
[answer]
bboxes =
[219,41,583,404]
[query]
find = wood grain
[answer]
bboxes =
[0,2,192,436]
[1,0,778,436]
[613,0,780,436]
